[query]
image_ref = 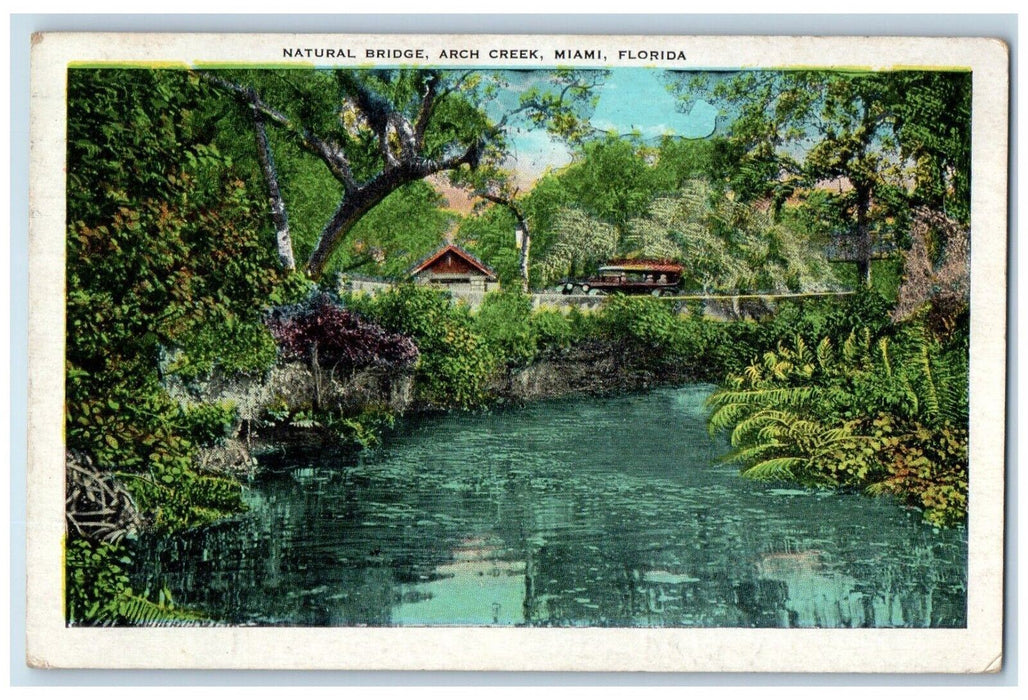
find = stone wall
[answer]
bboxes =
[166,362,414,421]
[166,362,414,472]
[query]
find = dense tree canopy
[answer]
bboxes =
[203,68,606,280]
[665,69,972,283]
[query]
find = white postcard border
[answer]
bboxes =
[26,33,1009,672]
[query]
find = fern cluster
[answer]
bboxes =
[708,317,969,526]
[65,539,209,626]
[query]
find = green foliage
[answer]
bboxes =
[536,207,619,284]
[349,285,498,409]
[830,259,905,303]
[594,295,745,381]
[457,204,524,288]
[330,407,397,451]
[65,538,206,626]
[600,295,684,356]
[179,401,238,447]
[665,69,972,295]
[65,68,284,620]
[530,308,579,354]
[557,134,661,227]
[622,181,836,294]
[650,136,724,190]
[260,402,397,452]
[164,315,278,380]
[707,311,969,526]
[268,271,317,306]
[891,72,972,223]
[118,465,246,534]
[474,291,539,368]
[867,418,969,528]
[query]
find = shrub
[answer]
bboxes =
[327,407,397,451]
[707,315,970,526]
[597,295,718,377]
[867,418,968,528]
[597,295,686,371]
[164,316,278,380]
[350,285,497,409]
[531,308,577,354]
[179,401,238,447]
[474,291,538,368]
[267,294,419,373]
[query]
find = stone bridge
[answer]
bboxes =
[342,277,854,319]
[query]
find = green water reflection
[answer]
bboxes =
[137,386,967,627]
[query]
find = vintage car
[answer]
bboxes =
[562,259,684,296]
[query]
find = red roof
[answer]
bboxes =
[599,259,684,274]
[408,244,497,280]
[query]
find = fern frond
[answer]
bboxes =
[93,590,209,627]
[771,361,792,381]
[730,409,801,446]
[793,335,812,365]
[707,402,753,436]
[721,440,785,466]
[918,343,941,418]
[708,386,818,413]
[899,374,920,416]
[842,330,858,362]
[816,337,833,370]
[878,337,892,377]
[741,457,806,481]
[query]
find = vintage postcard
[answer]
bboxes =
[26,33,1008,671]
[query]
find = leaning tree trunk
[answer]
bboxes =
[252,106,295,271]
[200,72,487,282]
[305,173,408,280]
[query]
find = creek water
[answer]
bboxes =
[136,385,967,627]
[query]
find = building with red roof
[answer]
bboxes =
[408,244,499,293]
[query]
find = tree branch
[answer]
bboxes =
[475,190,531,293]
[413,71,442,149]
[198,71,358,193]
[414,138,484,177]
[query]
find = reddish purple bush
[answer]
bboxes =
[267,295,419,372]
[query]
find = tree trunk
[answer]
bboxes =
[252,107,295,271]
[516,218,531,294]
[478,192,531,293]
[305,172,410,280]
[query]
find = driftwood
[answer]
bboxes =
[65,451,143,543]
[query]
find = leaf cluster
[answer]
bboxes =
[346,285,498,409]
[65,539,208,626]
[707,308,969,525]
[267,294,419,373]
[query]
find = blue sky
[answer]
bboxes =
[495,68,719,183]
